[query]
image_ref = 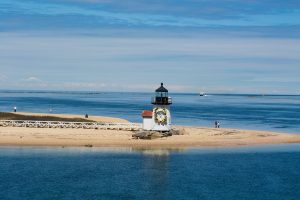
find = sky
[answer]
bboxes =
[0,0,300,94]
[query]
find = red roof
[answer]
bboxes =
[142,110,153,118]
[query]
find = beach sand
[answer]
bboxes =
[15,112,129,123]
[1,112,300,148]
[1,125,300,148]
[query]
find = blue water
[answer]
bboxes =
[1,91,300,199]
[0,90,299,133]
[1,145,300,200]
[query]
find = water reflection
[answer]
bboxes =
[140,151,170,199]
[2,144,300,157]
[1,145,300,200]
[133,148,186,155]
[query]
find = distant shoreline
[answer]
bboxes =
[0,112,300,148]
[1,112,129,123]
[1,89,300,96]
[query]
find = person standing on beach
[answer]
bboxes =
[217,121,220,128]
[13,106,17,112]
[215,121,218,128]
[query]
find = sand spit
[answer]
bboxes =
[0,125,300,148]
[14,112,129,123]
[1,112,300,148]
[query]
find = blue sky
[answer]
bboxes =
[0,0,300,93]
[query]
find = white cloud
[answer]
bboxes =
[249,77,300,83]
[0,34,300,94]
[61,82,107,89]
[23,76,42,82]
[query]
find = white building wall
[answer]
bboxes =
[152,105,171,131]
[143,118,153,130]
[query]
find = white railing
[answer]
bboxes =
[0,120,142,131]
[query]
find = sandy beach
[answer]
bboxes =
[0,126,300,148]
[1,113,300,148]
[15,112,129,123]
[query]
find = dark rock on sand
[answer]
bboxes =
[132,129,182,140]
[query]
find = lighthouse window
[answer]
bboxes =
[156,92,167,97]
[152,83,172,106]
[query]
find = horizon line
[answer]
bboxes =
[0,89,299,96]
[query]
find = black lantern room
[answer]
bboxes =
[152,83,172,105]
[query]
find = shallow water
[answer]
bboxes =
[0,91,299,133]
[0,145,300,200]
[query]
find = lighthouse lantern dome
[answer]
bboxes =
[152,83,172,105]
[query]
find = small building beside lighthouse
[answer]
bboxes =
[141,110,153,130]
[142,83,172,132]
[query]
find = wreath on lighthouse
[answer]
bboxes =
[154,108,168,125]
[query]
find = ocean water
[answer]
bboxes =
[1,91,300,200]
[0,90,299,133]
[1,145,300,200]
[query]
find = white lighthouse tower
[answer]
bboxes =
[151,83,172,131]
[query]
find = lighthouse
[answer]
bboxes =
[142,83,172,131]
[151,83,172,131]
[148,83,172,132]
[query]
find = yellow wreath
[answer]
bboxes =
[154,108,168,124]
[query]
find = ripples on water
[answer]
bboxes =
[0,145,300,200]
[0,91,299,133]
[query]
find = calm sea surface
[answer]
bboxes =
[1,145,300,200]
[1,91,300,199]
[0,90,299,133]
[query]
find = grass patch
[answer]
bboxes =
[0,112,96,122]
